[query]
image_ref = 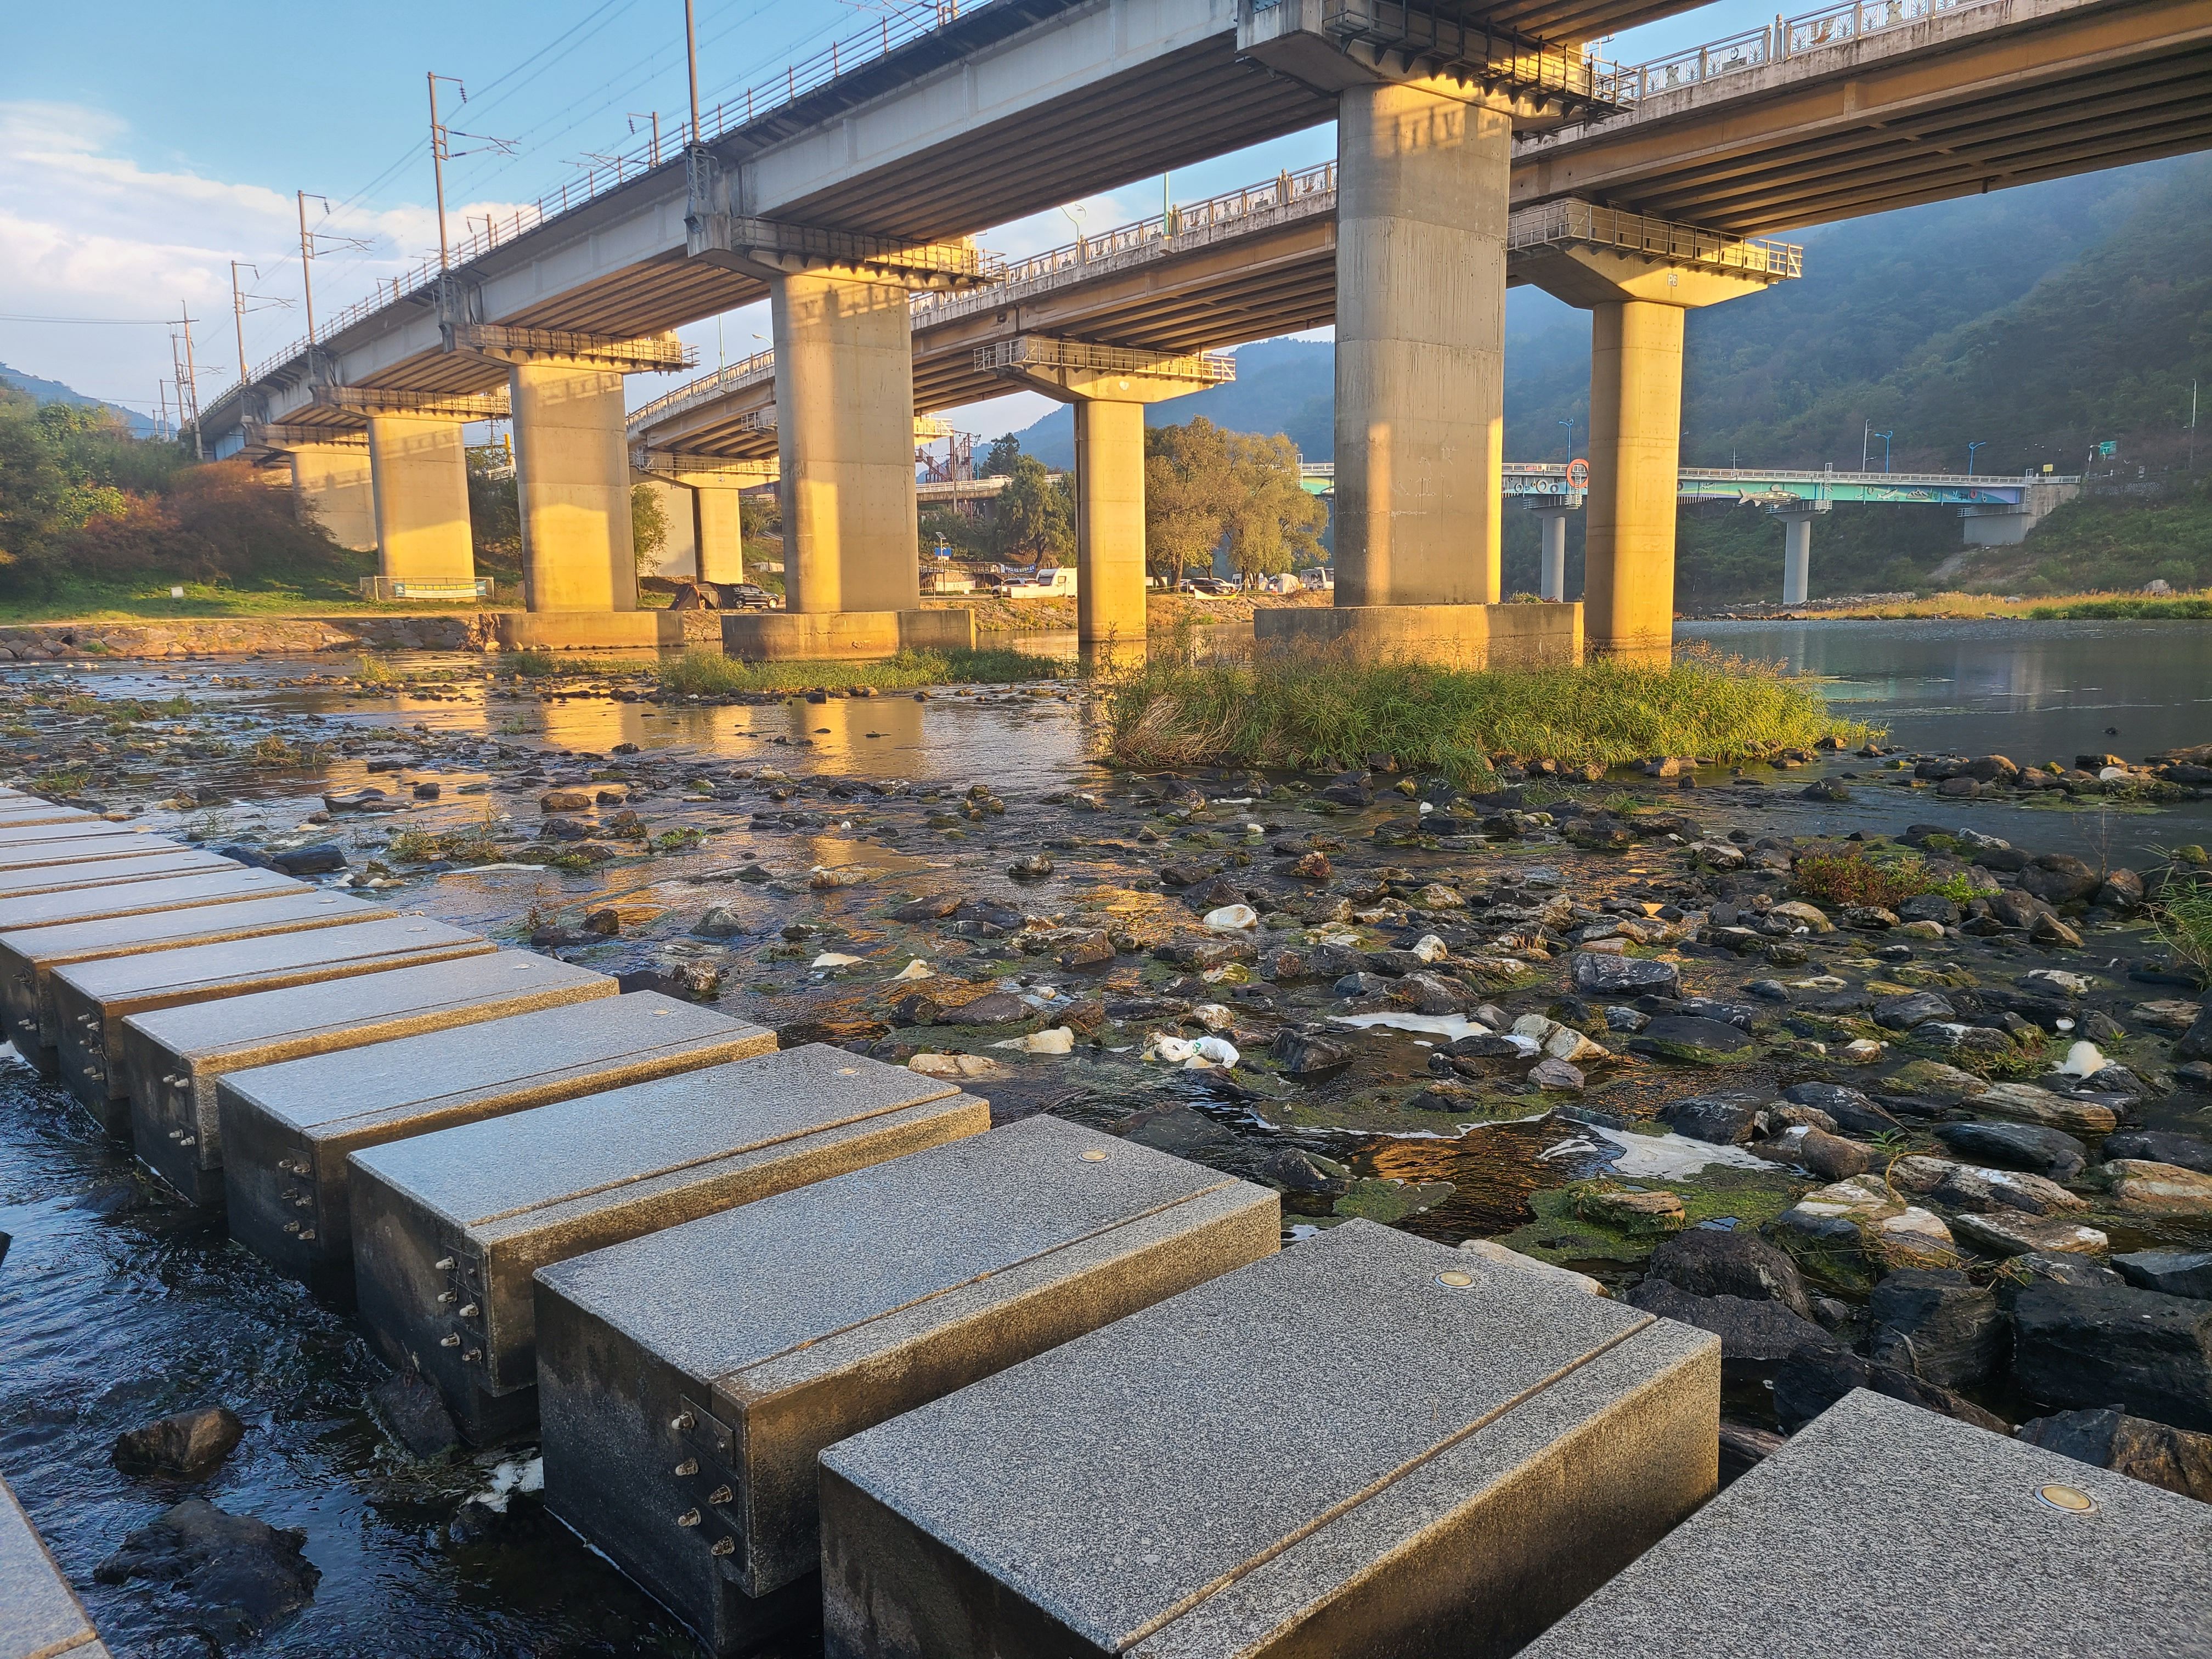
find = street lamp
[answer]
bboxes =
[1875,430,1894,473]
[1966,440,1985,476]
[1558,417,1576,459]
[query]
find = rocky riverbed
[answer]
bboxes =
[2,654,2209,1653]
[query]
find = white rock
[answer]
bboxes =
[2021,968,2093,996]
[994,1026,1075,1055]
[1203,904,1259,932]
[1193,1003,1235,1031]
[2056,1039,2107,1077]
[1411,934,1448,962]
[810,951,865,969]
[907,1052,1011,1081]
[1456,1237,1602,1295]
[1151,1035,1197,1063]
[891,958,934,980]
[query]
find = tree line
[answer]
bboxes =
[924,418,1327,585]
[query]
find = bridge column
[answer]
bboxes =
[365,415,476,586]
[979,337,1232,649]
[1776,509,1820,604]
[772,271,920,617]
[443,324,691,620]
[640,456,780,586]
[1520,220,1799,663]
[286,441,377,553]
[1528,500,1573,601]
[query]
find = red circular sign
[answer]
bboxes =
[1566,458,1590,489]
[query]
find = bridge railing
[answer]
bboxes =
[1596,0,2002,106]
[625,347,778,433]
[1506,201,1802,278]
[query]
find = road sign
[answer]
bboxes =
[2097,440,2117,457]
[1566,458,1590,489]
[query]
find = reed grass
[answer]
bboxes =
[656,646,1066,696]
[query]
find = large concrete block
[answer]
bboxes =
[48,917,492,1130]
[0,832,176,875]
[1519,1388,2212,1658]
[0,849,233,898]
[1,1471,113,1658]
[219,992,771,1296]
[537,1114,1280,1654]
[122,950,616,1206]
[0,802,100,825]
[0,890,388,1075]
[351,1045,989,1443]
[1253,600,1584,669]
[0,821,143,851]
[0,864,300,933]
[819,1218,1719,1659]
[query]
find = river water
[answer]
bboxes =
[2,616,2208,1656]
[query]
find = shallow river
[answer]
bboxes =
[2,616,2208,1656]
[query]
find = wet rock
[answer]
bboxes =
[1970,1081,2119,1137]
[1874,990,1957,1030]
[937,991,1031,1027]
[2175,1000,2212,1062]
[1288,851,1333,881]
[1773,1344,2009,1436]
[2013,1284,2212,1431]
[2016,1406,2212,1503]
[1895,893,1961,927]
[1243,1147,1346,1195]
[2032,912,2086,950]
[2010,1251,2125,1290]
[539,788,593,811]
[94,1499,319,1637]
[2105,1159,2212,1218]
[371,1370,461,1459]
[1268,1026,1356,1078]
[1778,1081,1900,1138]
[1119,1104,1235,1157]
[1951,1210,2109,1258]
[1626,1280,1833,1380]
[1933,1120,2087,1181]
[1800,777,1850,802]
[2106,1131,2212,1175]
[112,1407,246,1480]
[691,906,746,940]
[1838,905,1899,931]
[1644,1228,1812,1318]
[1752,1124,1872,1181]
[1659,1096,1763,1145]
[269,843,346,876]
[1633,1015,1753,1064]
[888,894,961,921]
[2021,854,2103,906]
[1008,853,1053,880]
[1891,1156,2084,1217]
[1866,1268,2006,1387]
[583,907,622,936]
[1057,932,1116,969]
[1527,1057,1585,1092]
[1570,953,1679,998]
[2113,1250,2212,1300]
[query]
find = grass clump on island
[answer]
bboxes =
[655,645,1068,696]
[1791,846,1980,911]
[1105,642,1872,785]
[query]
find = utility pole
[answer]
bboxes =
[430,71,455,269]
[156,381,170,441]
[685,0,702,144]
[1861,419,1870,472]
[232,261,252,391]
[173,306,205,460]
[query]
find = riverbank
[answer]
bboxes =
[1713,588,2212,622]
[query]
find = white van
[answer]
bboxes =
[1004,566,1078,598]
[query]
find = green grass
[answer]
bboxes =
[507,649,560,678]
[655,645,1068,696]
[2024,596,2212,619]
[2152,866,2212,973]
[1792,847,1978,910]
[1105,641,1874,784]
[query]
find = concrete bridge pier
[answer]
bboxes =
[1777,507,1821,604]
[284,437,377,554]
[365,415,477,588]
[1523,250,1790,664]
[636,456,778,586]
[979,336,1231,648]
[1529,499,1573,601]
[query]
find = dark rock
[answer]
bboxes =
[1874,990,1957,1030]
[2104,1131,2212,1175]
[269,843,346,876]
[1334,972,1393,999]
[2112,1250,2212,1301]
[1184,874,1248,909]
[112,1407,246,1481]
[1626,1280,1834,1380]
[1753,1125,1872,1181]
[691,905,746,940]
[1119,1104,1234,1157]
[1773,1344,2010,1436]
[1895,893,1961,926]
[1988,890,2055,930]
[938,991,1031,1026]
[2021,854,2103,906]
[2016,1406,2212,1503]
[2176,1000,2212,1062]
[94,1499,319,1637]
[1268,1026,1356,1078]
[1659,1096,1763,1145]
[1779,1081,1900,1138]
[888,894,961,921]
[1528,1057,1585,1092]
[371,1370,460,1459]
[215,843,276,870]
[1152,938,1253,970]
[1933,1120,2087,1181]
[1442,1031,1533,1060]
[2012,1284,2212,1432]
[2010,1252,2125,1291]
[953,898,1024,930]
[2096,870,2146,912]
[1718,1420,1787,1485]
[1634,1015,1754,1064]
[1570,953,1680,998]
[1644,1229,1812,1318]
[1242,1147,1346,1195]
[1057,932,1117,969]
[889,992,941,1028]
[1800,778,1851,802]
[1866,1268,2006,1388]
[1974,847,2030,874]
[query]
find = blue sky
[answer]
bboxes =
[0,0,1779,427]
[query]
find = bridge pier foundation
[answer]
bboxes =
[772,270,922,618]
[1529,501,1573,602]
[1585,298,1686,664]
[365,415,477,589]
[509,363,639,613]
[1778,509,1819,604]
[287,442,377,554]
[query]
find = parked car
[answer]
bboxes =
[722,583,777,611]
[1180,576,1237,596]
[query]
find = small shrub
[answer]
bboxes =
[29,769,87,795]
[2152,867,2212,973]
[1792,848,1973,910]
[509,648,559,678]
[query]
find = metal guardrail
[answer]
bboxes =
[223,0,2005,416]
[977,337,1237,381]
[1508,201,1803,278]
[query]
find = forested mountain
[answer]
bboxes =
[0,365,156,438]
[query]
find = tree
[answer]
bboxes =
[465,444,519,579]
[986,454,1073,566]
[1143,416,1232,581]
[630,482,668,574]
[979,433,1023,477]
[1222,430,1327,586]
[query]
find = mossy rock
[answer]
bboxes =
[1884,1058,1988,1103]
[1497,1167,1804,1267]
[1334,1176,1457,1224]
